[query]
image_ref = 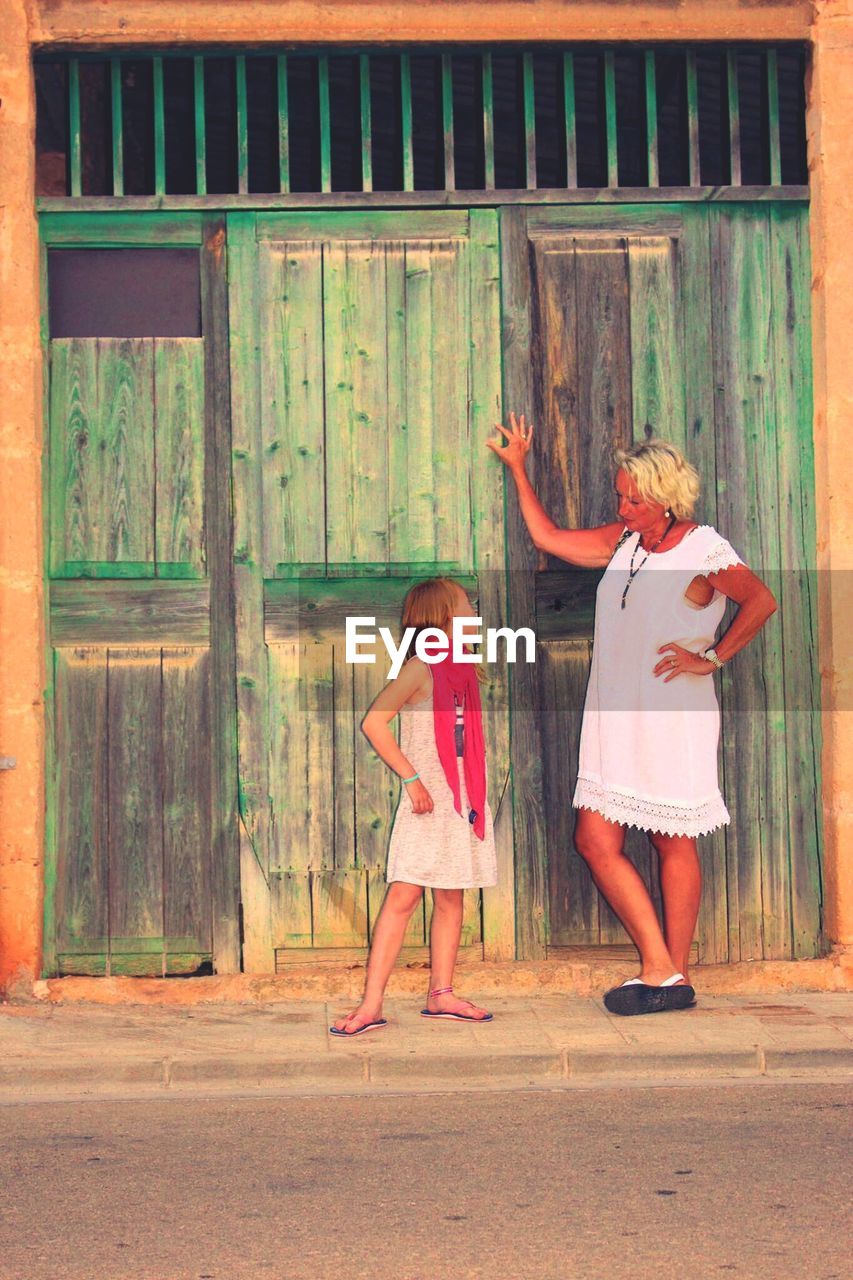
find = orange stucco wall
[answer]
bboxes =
[0,0,849,992]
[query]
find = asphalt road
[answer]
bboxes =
[1,1082,849,1280]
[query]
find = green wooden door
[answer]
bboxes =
[503,202,823,963]
[42,213,240,976]
[227,209,514,970]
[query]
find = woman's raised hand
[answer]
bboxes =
[486,411,534,469]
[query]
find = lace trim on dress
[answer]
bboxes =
[703,540,745,576]
[572,776,731,838]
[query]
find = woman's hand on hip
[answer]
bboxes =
[405,779,434,814]
[654,642,715,681]
[486,411,533,470]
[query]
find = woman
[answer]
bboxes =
[487,418,777,1015]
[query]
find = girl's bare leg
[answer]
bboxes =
[574,807,683,985]
[332,881,424,1032]
[648,831,702,985]
[425,888,491,1019]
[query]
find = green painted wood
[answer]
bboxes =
[37,188,810,216]
[603,51,618,189]
[154,339,206,576]
[679,204,729,964]
[644,51,658,188]
[686,50,700,188]
[727,49,742,186]
[236,55,249,196]
[523,52,537,190]
[200,214,242,972]
[162,647,213,950]
[226,209,273,970]
[49,580,209,645]
[359,55,372,194]
[769,204,823,956]
[500,204,548,960]
[258,239,326,576]
[400,55,414,193]
[53,648,109,955]
[319,56,332,194]
[110,59,124,198]
[256,209,469,241]
[483,53,495,191]
[563,53,577,189]
[711,204,790,961]
[469,208,518,959]
[50,338,156,575]
[767,49,782,187]
[442,54,455,193]
[194,56,207,195]
[277,56,290,195]
[106,648,164,954]
[39,211,204,246]
[69,59,81,198]
[153,57,166,197]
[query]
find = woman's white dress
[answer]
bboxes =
[571,523,745,838]
[385,664,498,889]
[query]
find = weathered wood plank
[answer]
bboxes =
[430,240,472,567]
[110,58,124,197]
[352,647,397,873]
[396,241,437,563]
[270,870,313,948]
[563,52,578,188]
[627,236,686,444]
[470,207,516,960]
[106,648,164,956]
[679,204,729,964]
[227,209,273,971]
[154,338,205,576]
[49,338,97,574]
[359,55,372,193]
[194,56,207,196]
[53,648,109,955]
[276,55,290,194]
[265,574,477,643]
[50,579,209,645]
[201,214,241,972]
[259,240,326,576]
[97,338,155,568]
[644,51,658,188]
[711,204,789,961]
[501,204,546,961]
[769,204,823,957]
[161,647,212,951]
[311,869,369,948]
[323,239,389,571]
[153,56,166,197]
[539,641,599,945]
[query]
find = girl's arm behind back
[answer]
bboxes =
[360,656,431,779]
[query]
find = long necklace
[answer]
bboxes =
[620,514,677,610]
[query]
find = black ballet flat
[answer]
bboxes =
[603,973,697,1016]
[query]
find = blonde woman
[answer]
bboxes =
[488,420,777,1015]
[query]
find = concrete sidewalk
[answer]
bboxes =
[1,991,851,1101]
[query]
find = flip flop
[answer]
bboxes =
[603,972,696,1017]
[420,1008,494,1021]
[328,1017,388,1037]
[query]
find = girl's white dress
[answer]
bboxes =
[385,665,498,889]
[571,523,745,838]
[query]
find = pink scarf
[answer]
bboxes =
[427,646,487,840]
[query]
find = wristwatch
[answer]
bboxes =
[701,646,724,670]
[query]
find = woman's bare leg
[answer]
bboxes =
[331,881,424,1032]
[425,888,490,1019]
[648,831,702,985]
[574,807,679,985]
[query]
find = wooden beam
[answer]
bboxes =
[603,49,618,188]
[727,47,742,186]
[276,55,290,194]
[563,51,577,189]
[686,48,701,187]
[319,54,332,193]
[483,52,495,191]
[359,54,372,193]
[400,53,414,191]
[523,51,536,189]
[767,47,782,186]
[68,58,81,197]
[153,55,166,197]
[110,58,123,197]
[236,54,249,195]
[644,50,659,188]
[442,52,455,192]
[194,56,207,196]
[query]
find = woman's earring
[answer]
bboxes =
[665,509,671,517]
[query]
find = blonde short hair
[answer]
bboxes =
[612,438,700,519]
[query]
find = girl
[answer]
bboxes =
[330,577,498,1036]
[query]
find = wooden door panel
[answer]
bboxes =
[505,202,823,964]
[231,208,509,967]
[44,217,239,977]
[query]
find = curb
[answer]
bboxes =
[1,1043,850,1101]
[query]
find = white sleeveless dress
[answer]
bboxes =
[385,664,498,889]
[571,523,745,838]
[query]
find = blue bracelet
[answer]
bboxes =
[401,772,420,784]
